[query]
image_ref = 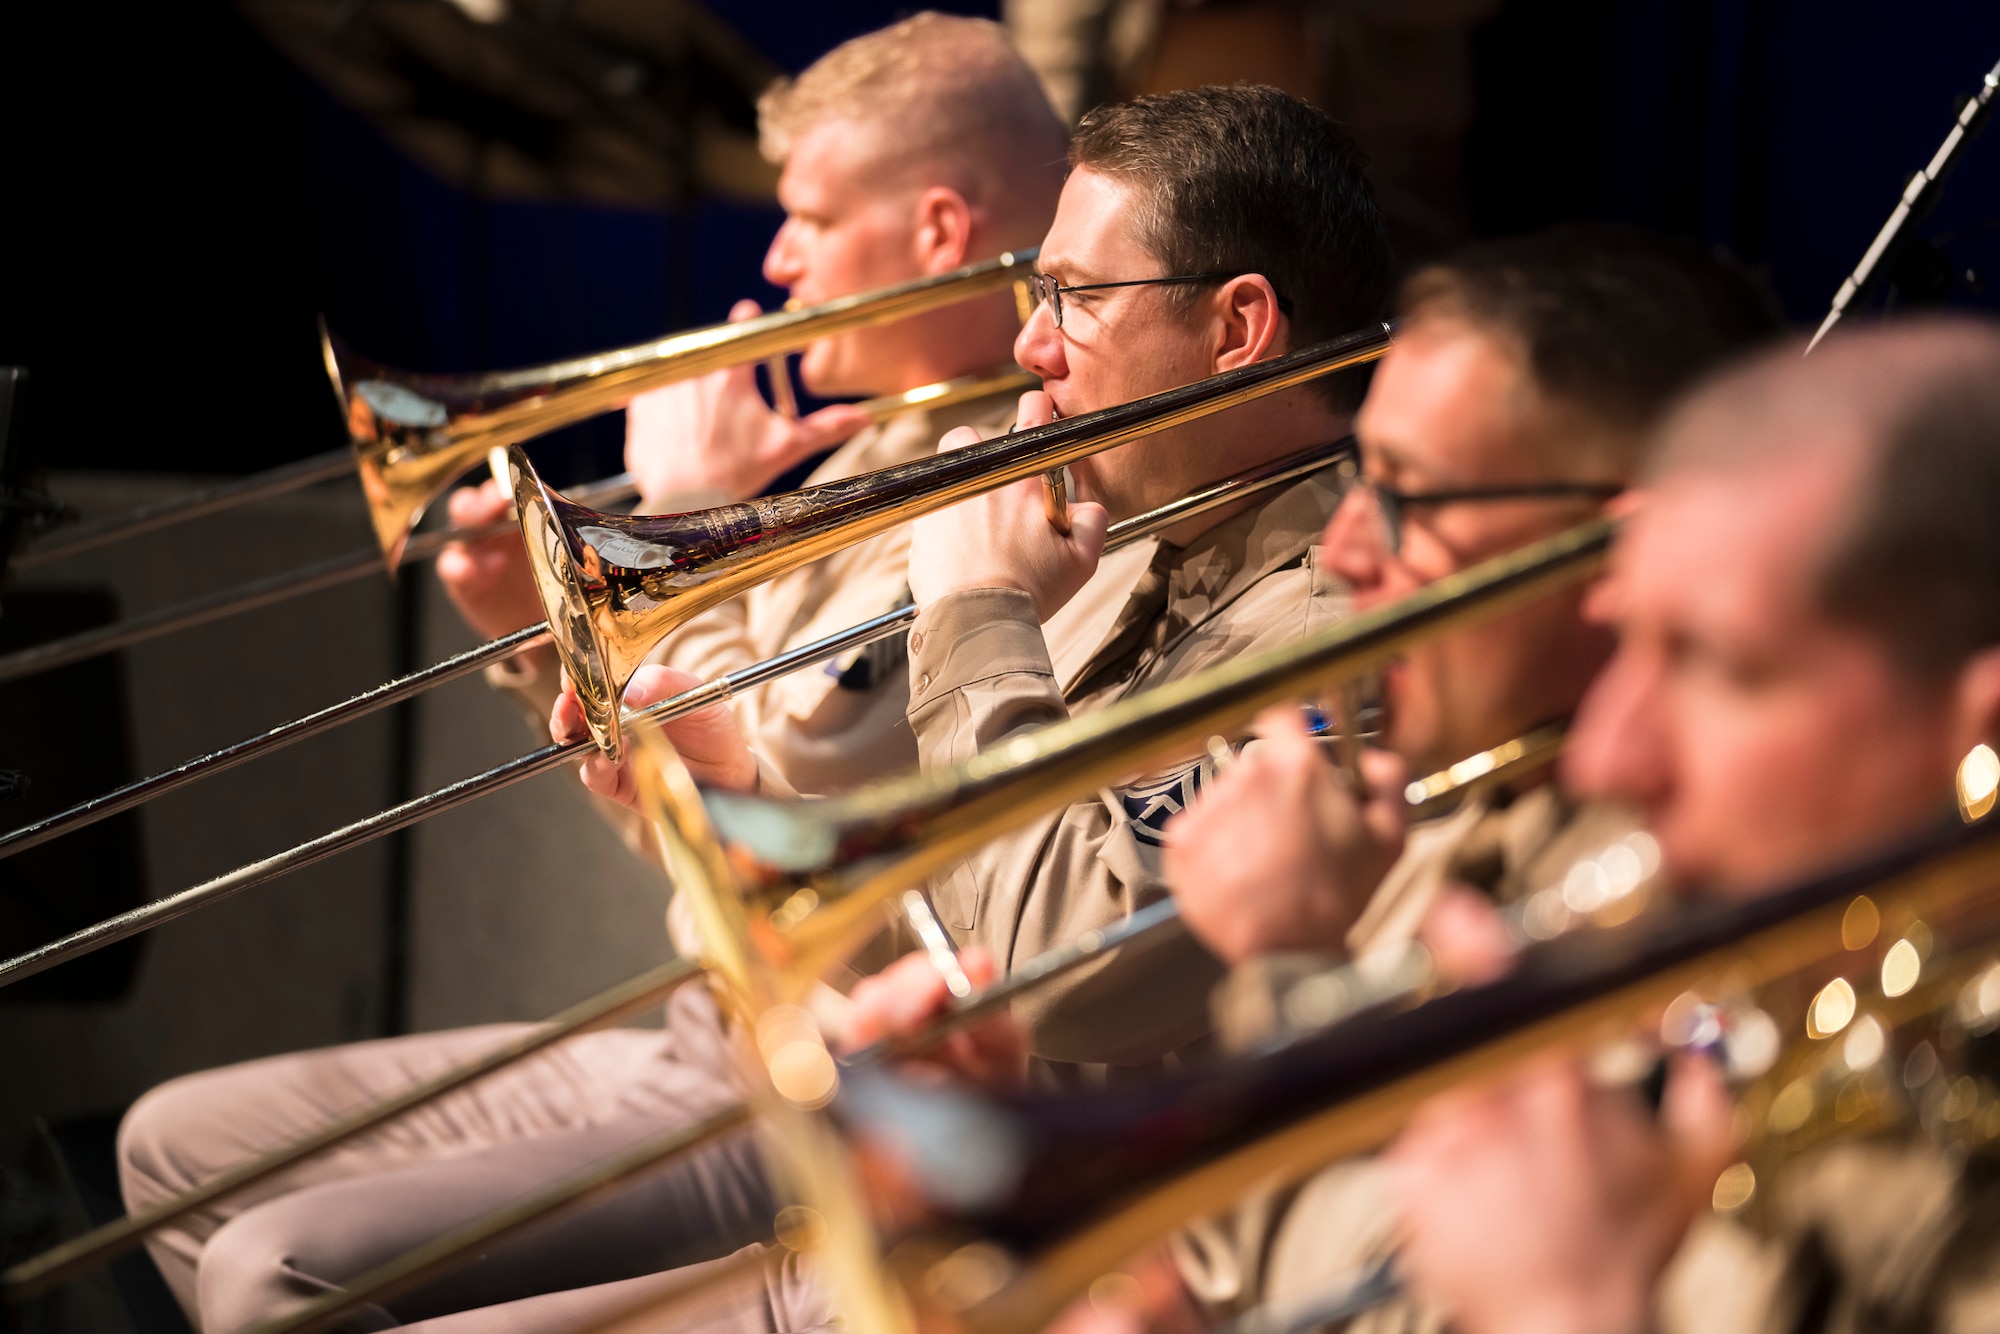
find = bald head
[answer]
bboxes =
[1652,317,2000,681]
[758,14,1068,241]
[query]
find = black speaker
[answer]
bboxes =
[0,588,148,1003]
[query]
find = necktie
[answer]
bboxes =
[1063,541,1180,702]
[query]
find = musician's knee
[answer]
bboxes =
[118,1072,218,1210]
[197,1206,377,1334]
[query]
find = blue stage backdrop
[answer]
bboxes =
[0,0,1995,480]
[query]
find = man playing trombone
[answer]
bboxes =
[820,222,1778,1332]
[887,82,1395,1081]
[926,219,1771,1084]
[437,11,1068,799]
[560,81,1398,1069]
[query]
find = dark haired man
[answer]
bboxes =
[1166,223,1779,973]
[893,83,1396,1077]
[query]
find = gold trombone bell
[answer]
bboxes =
[325,249,1040,568]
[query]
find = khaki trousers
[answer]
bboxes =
[118,986,773,1333]
[398,1243,830,1334]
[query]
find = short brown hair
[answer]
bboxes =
[757,13,1066,208]
[1068,84,1395,409]
[1653,318,2000,682]
[1401,224,1782,465]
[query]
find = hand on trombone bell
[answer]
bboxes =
[1163,705,1407,964]
[551,664,761,805]
[908,388,1110,622]
[624,299,873,510]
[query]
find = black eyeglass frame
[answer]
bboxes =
[1356,476,1623,555]
[1025,270,1292,328]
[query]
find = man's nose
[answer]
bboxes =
[763,221,803,288]
[1563,647,1669,807]
[1319,487,1388,597]
[1014,301,1064,381]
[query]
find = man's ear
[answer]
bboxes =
[1948,643,2000,757]
[1210,274,1287,372]
[911,186,975,275]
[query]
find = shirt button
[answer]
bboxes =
[910,631,925,653]
[918,673,932,692]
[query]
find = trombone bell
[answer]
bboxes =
[510,448,774,760]
[324,327,503,572]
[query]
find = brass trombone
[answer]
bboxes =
[0,370,1034,685]
[0,436,1361,986]
[611,600,1992,1334]
[511,322,1397,759]
[12,250,1038,573]
[805,813,2000,1334]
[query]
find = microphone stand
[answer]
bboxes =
[1809,56,2000,352]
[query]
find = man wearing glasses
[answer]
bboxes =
[899,83,1396,1080]
[1165,224,1778,984]
[1141,225,1777,1325]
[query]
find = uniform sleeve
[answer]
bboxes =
[905,587,1068,765]
[905,587,1223,1068]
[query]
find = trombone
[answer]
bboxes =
[11,249,1038,573]
[0,370,1035,685]
[0,324,1389,893]
[512,322,1397,759]
[0,517,1594,1309]
[0,436,1362,987]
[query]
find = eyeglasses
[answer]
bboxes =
[1350,474,1622,555]
[1025,270,1235,328]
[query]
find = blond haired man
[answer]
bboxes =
[439,10,1069,796]
[115,16,1070,1332]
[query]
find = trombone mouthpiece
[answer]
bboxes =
[489,447,516,500]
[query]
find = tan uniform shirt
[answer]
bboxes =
[905,465,1350,1081]
[1181,790,1648,1317]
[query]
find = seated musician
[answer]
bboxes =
[437,11,1068,799]
[823,224,1778,1330]
[115,16,1074,1333]
[875,81,1396,1080]
[1149,317,2000,1334]
[1165,223,1778,1019]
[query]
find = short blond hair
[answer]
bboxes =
[758,13,1066,203]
